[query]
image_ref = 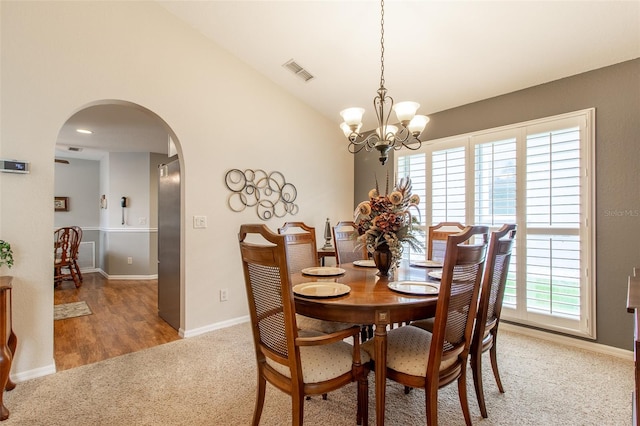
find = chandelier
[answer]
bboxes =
[339,0,429,166]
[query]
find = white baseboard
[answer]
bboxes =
[12,362,56,383]
[96,269,158,280]
[181,315,250,338]
[501,322,634,361]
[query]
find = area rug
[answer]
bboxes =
[54,301,92,321]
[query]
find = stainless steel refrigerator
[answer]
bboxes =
[158,159,181,330]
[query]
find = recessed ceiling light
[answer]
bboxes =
[76,129,93,134]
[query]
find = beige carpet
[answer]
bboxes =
[53,301,92,321]
[2,323,633,425]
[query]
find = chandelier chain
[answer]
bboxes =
[380,0,385,89]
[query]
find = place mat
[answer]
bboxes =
[410,260,443,268]
[388,281,440,295]
[301,266,346,276]
[293,282,351,298]
[54,301,93,321]
[353,259,376,268]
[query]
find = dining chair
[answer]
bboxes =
[278,222,355,335]
[332,221,368,265]
[238,224,369,426]
[70,226,83,284]
[470,223,516,418]
[362,225,488,426]
[54,227,82,287]
[427,221,465,262]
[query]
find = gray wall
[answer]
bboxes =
[355,58,640,350]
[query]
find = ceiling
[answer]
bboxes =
[56,0,640,161]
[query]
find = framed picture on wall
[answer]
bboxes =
[54,197,69,212]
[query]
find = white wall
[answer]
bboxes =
[0,1,354,379]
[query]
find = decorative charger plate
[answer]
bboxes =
[427,270,443,280]
[353,259,376,268]
[293,282,351,298]
[301,266,346,276]
[410,260,443,268]
[388,281,440,295]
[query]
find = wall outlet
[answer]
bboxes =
[220,288,228,302]
[127,257,133,264]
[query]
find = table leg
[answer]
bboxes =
[374,311,390,426]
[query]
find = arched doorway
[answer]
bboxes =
[53,100,183,370]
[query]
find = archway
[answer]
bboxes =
[53,100,184,369]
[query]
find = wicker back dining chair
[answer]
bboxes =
[332,221,368,265]
[238,224,369,426]
[427,221,466,262]
[54,226,82,288]
[277,222,319,273]
[278,221,355,337]
[470,223,516,418]
[362,225,488,426]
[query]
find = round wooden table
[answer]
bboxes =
[293,262,439,426]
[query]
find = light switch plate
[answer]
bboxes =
[193,215,207,228]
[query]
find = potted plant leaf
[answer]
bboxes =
[0,240,14,270]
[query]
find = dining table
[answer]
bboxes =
[292,260,441,426]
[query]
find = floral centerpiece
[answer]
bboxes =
[354,176,423,274]
[0,240,14,270]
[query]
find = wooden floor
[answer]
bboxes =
[54,273,181,371]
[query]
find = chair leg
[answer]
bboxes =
[292,390,304,426]
[425,383,438,426]
[457,368,473,426]
[471,344,488,418]
[490,336,504,393]
[252,375,266,426]
[74,260,83,282]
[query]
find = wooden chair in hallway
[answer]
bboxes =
[70,226,83,284]
[470,224,516,418]
[54,227,81,288]
[238,224,369,426]
[363,226,488,426]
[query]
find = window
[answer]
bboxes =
[396,109,595,338]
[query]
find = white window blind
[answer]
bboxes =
[396,109,595,338]
[525,126,583,322]
[432,146,466,223]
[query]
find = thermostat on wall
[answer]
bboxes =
[0,159,30,174]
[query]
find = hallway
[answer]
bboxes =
[54,273,180,371]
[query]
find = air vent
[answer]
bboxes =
[68,147,83,152]
[282,59,315,82]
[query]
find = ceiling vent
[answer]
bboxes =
[282,59,315,82]
[68,147,83,152]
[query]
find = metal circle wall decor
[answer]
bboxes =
[225,169,299,220]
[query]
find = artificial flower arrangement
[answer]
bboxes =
[0,240,13,269]
[354,176,424,270]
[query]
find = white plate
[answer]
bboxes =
[428,270,443,280]
[410,260,443,268]
[388,281,440,295]
[353,259,376,268]
[301,266,346,276]
[293,282,351,298]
